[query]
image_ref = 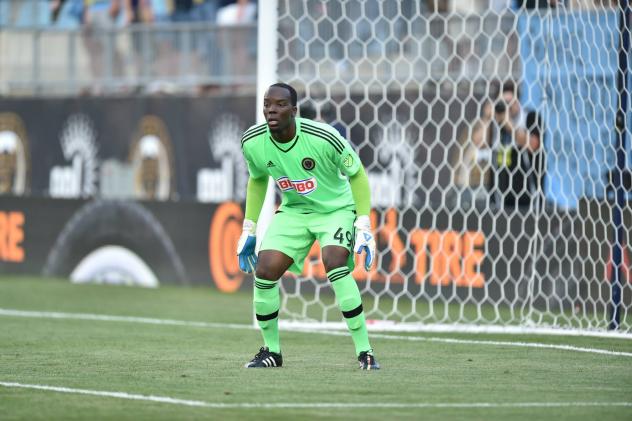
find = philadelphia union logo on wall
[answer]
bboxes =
[0,113,30,195]
[129,116,174,201]
[302,157,316,171]
[196,113,248,202]
[49,114,99,198]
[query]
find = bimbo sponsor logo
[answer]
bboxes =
[276,176,317,195]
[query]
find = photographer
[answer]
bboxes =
[489,82,542,207]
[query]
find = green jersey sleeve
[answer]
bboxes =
[240,123,267,179]
[243,146,266,179]
[334,133,362,177]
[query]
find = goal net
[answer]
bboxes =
[272,1,632,335]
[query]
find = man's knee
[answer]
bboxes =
[255,266,279,281]
[322,249,350,273]
[255,250,293,280]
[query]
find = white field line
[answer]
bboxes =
[1,308,632,358]
[1,382,631,410]
[0,308,253,330]
[285,319,632,339]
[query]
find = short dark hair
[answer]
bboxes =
[526,110,543,137]
[502,80,520,98]
[269,83,298,106]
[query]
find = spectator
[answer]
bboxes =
[0,0,50,27]
[192,0,219,21]
[166,0,207,86]
[170,0,195,22]
[489,82,543,207]
[50,0,87,29]
[216,0,256,23]
[123,0,153,24]
[140,0,178,84]
[452,99,493,208]
[123,0,154,86]
[193,1,222,94]
[50,0,67,23]
[216,0,257,87]
[81,0,126,94]
[514,0,557,8]
[523,109,546,203]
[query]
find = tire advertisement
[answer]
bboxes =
[0,96,253,202]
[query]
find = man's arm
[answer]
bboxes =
[349,166,371,216]
[236,175,269,273]
[501,115,541,152]
[244,175,269,222]
[349,166,376,270]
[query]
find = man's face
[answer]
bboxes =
[263,86,296,132]
[503,91,520,118]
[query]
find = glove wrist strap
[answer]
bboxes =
[354,215,371,231]
[243,219,257,234]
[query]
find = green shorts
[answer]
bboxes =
[260,208,356,274]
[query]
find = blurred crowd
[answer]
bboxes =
[0,0,618,29]
[1,1,257,29]
[0,0,259,96]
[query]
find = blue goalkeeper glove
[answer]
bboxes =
[237,219,258,273]
[353,215,376,271]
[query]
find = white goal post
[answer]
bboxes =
[258,1,632,336]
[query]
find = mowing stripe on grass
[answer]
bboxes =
[294,328,632,358]
[1,308,631,358]
[1,382,631,410]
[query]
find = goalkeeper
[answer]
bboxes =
[238,83,379,370]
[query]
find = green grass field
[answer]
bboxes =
[1,276,631,420]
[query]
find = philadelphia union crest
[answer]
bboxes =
[302,157,316,171]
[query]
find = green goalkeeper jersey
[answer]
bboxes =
[240,117,362,214]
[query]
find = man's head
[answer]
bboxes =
[526,110,543,138]
[500,81,521,119]
[264,83,298,134]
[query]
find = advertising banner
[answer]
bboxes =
[0,193,529,300]
[0,197,242,288]
[0,96,255,202]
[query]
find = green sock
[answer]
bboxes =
[327,267,372,356]
[253,277,280,354]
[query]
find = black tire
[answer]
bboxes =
[43,200,187,285]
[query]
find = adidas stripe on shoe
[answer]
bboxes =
[245,347,283,368]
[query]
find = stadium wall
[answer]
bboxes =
[0,96,629,310]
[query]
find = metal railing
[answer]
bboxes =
[1,12,520,97]
[0,22,258,96]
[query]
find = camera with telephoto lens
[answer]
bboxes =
[494,100,507,114]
